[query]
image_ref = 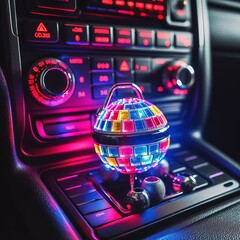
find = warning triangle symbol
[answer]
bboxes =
[36,22,48,32]
[119,60,130,72]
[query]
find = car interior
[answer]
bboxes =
[0,0,239,239]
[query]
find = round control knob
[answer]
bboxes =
[162,60,195,93]
[27,58,75,106]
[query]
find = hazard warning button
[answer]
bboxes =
[115,58,134,82]
[25,20,59,43]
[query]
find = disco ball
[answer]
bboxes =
[92,83,170,175]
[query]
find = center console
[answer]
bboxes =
[2,0,239,239]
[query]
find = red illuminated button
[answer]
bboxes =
[156,31,172,48]
[64,24,89,45]
[135,58,151,72]
[115,28,133,47]
[101,0,114,5]
[115,58,134,81]
[136,29,154,47]
[116,59,132,73]
[175,32,193,48]
[92,58,114,72]
[25,20,59,43]
[91,26,113,46]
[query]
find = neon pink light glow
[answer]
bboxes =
[127,1,134,7]
[157,86,164,92]
[119,146,134,157]
[65,185,82,191]
[116,0,125,6]
[173,89,188,95]
[119,30,131,36]
[143,39,150,46]
[95,36,110,43]
[117,38,131,44]
[57,174,78,182]
[94,28,110,34]
[136,2,144,9]
[139,85,145,92]
[118,10,135,15]
[102,0,113,5]
[146,3,153,10]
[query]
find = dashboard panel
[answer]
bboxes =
[0,0,239,239]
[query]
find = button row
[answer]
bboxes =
[172,150,233,185]
[63,55,190,99]
[56,174,122,227]
[25,20,193,49]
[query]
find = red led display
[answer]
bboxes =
[92,26,113,46]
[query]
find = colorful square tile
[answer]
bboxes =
[134,119,146,131]
[118,146,134,157]
[111,120,121,132]
[130,157,142,166]
[134,145,148,156]
[105,157,118,166]
[117,157,130,166]
[149,143,159,154]
[144,107,154,117]
[145,117,155,129]
[108,147,119,157]
[141,155,153,165]
[130,110,140,119]
[122,120,135,132]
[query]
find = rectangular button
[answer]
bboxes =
[92,85,114,99]
[91,26,113,45]
[210,173,232,185]
[64,183,96,198]
[156,31,172,48]
[57,175,88,190]
[136,29,154,47]
[85,208,121,227]
[44,120,91,135]
[135,58,151,72]
[195,164,223,178]
[92,72,114,85]
[169,161,187,173]
[181,155,206,168]
[115,28,134,46]
[25,20,59,43]
[78,199,111,215]
[115,58,133,80]
[175,32,193,48]
[72,191,103,205]
[64,24,89,45]
[92,58,114,72]
[194,175,209,190]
